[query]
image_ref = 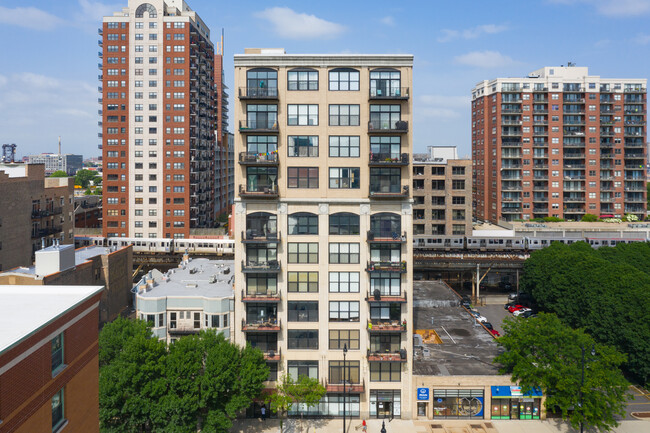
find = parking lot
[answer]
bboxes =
[475,303,512,336]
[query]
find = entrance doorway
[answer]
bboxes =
[370,390,401,418]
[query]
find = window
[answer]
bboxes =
[288,104,318,126]
[369,105,401,130]
[329,243,360,264]
[287,167,319,188]
[288,212,318,234]
[329,136,360,157]
[287,302,319,322]
[329,68,359,91]
[329,213,360,235]
[452,180,465,189]
[329,272,360,293]
[370,302,401,321]
[288,69,318,90]
[329,330,360,350]
[370,69,402,97]
[329,105,360,126]
[246,104,278,129]
[370,362,401,382]
[370,136,401,159]
[246,68,278,96]
[329,360,360,383]
[51,333,64,374]
[370,273,401,296]
[52,388,65,431]
[287,271,318,292]
[288,243,318,263]
[246,275,277,296]
[288,361,318,380]
[288,330,318,349]
[246,166,278,192]
[452,166,465,175]
[452,196,465,205]
[288,136,318,157]
[370,244,401,263]
[246,212,277,238]
[370,167,401,194]
[329,167,360,189]
[247,135,277,154]
[370,213,401,238]
[370,333,400,353]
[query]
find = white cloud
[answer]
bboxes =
[0,6,65,30]
[417,95,470,119]
[632,33,650,45]
[0,75,7,87]
[548,0,650,16]
[76,0,122,23]
[437,24,508,43]
[454,51,520,68]
[380,16,395,26]
[254,7,346,39]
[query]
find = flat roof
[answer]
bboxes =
[413,281,502,376]
[0,285,104,355]
[137,258,234,299]
[3,245,118,277]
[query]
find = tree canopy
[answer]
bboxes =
[495,313,629,432]
[99,318,268,432]
[75,169,101,188]
[49,170,68,177]
[266,373,326,432]
[520,241,650,385]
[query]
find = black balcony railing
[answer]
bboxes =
[238,152,279,165]
[366,230,406,243]
[239,119,279,133]
[241,230,280,244]
[366,261,407,273]
[31,226,62,238]
[366,289,407,303]
[368,152,409,165]
[368,120,408,133]
[367,348,407,362]
[241,289,281,302]
[239,184,279,198]
[369,185,410,198]
[238,87,279,99]
[369,87,409,99]
[242,318,281,332]
[241,259,281,273]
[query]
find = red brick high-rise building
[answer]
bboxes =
[472,66,646,223]
[100,0,226,238]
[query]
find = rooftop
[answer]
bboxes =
[136,257,234,299]
[0,285,104,355]
[413,280,502,376]
[4,245,117,277]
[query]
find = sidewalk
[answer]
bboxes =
[231,418,648,433]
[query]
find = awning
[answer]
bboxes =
[491,386,542,398]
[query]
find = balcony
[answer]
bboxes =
[369,185,410,199]
[368,120,408,133]
[241,259,281,273]
[366,230,406,243]
[31,226,62,238]
[241,290,281,303]
[238,152,279,165]
[32,207,63,219]
[263,348,281,362]
[366,261,407,273]
[367,349,407,362]
[239,184,279,199]
[368,152,409,166]
[242,230,280,244]
[168,325,201,336]
[624,87,646,93]
[367,320,407,333]
[366,290,407,303]
[325,379,365,394]
[242,318,281,332]
[239,119,279,133]
[238,87,278,100]
[369,87,409,100]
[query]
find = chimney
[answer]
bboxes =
[146,271,155,289]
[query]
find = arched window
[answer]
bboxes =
[329,68,359,91]
[370,68,401,97]
[288,68,319,91]
[329,213,360,235]
[288,212,318,235]
[370,213,401,238]
[135,3,157,18]
[246,68,278,98]
[246,212,277,238]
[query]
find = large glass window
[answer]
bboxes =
[246,303,277,323]
[370,167,402,194]
[288,243,318,263]
[369,105,401,130]
[329,136,360,157]
[329,68,360,91]
[432,389,484,419]
[329,360,360,383]
[288,136,318,157]
[329,301,360,322]
[288,330,319,349]
[370,244,401,263]
[287,167,319,189]
[246,104,277,129]
[370,273,401,296]
[370,136,401,160]
[246,333,278,352]
[329,213,360,235]
[246,212,277,238]
[288,69,318,90]
[51,333,64,374]
[329,105,360,126]
[288,361,319,380]
[370,213,401,238]
[287,271,318,292]
[246,136,277,154]
[287,302,319,322]
[52,388,65,431]
[329,168,360,189]
[370,362,401,382]
[370,334,401,353]
[288,212,318,234]
[246,68,278,97]
[329,272,360,293]
[246,166,277,192]
[288,104,318,126]
[329,330,360,350]
[329,243,360,264]
[246,245,277,266]
[370,69,402,97]
[246,274,277,295]
[370,302,401,321]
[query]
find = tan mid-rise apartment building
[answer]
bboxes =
[100,0,231,239]
[233,49,414,419]
[412,146,472,237]
[472,66,647,223]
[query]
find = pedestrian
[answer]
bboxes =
[362,419,367,432]
[261,404,266,421]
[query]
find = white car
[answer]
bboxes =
[469,310,488,323]
[513,307,532,317]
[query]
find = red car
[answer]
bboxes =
[507,304,525,313]
[490,329,501,337]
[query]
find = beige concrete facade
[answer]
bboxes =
[233,51,414,419]
[0,163,74,272]
[412,158,473,237]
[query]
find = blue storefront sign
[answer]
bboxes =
[417,387,429,401]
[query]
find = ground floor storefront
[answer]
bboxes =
[490,386,542,420]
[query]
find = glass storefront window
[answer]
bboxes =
[370,390,401,418]
[491,398,541,420]
[432,389,484,419]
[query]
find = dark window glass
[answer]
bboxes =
[287,302,319,322]
[288,212,318,234]
[329,213,360,235]
[288,330,319,349]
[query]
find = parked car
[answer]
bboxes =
[483,322,494,331]
[489,329,501,337]
[508,293,518,301]
[513,307,532,317]
[519,310,536,318]
[469,310,488,323]
[461,296,471,308]
[508,304,525,313]
[504,302,519,310]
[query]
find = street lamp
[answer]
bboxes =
[579,344,596,433]
[343,343,348,433]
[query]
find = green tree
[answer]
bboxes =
[49,170,68,177]
[266,374,326,432]
[495,313,629,432]
[581,213,598,222]
[75,169,100,188]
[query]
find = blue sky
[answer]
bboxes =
[0,0,649,159]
